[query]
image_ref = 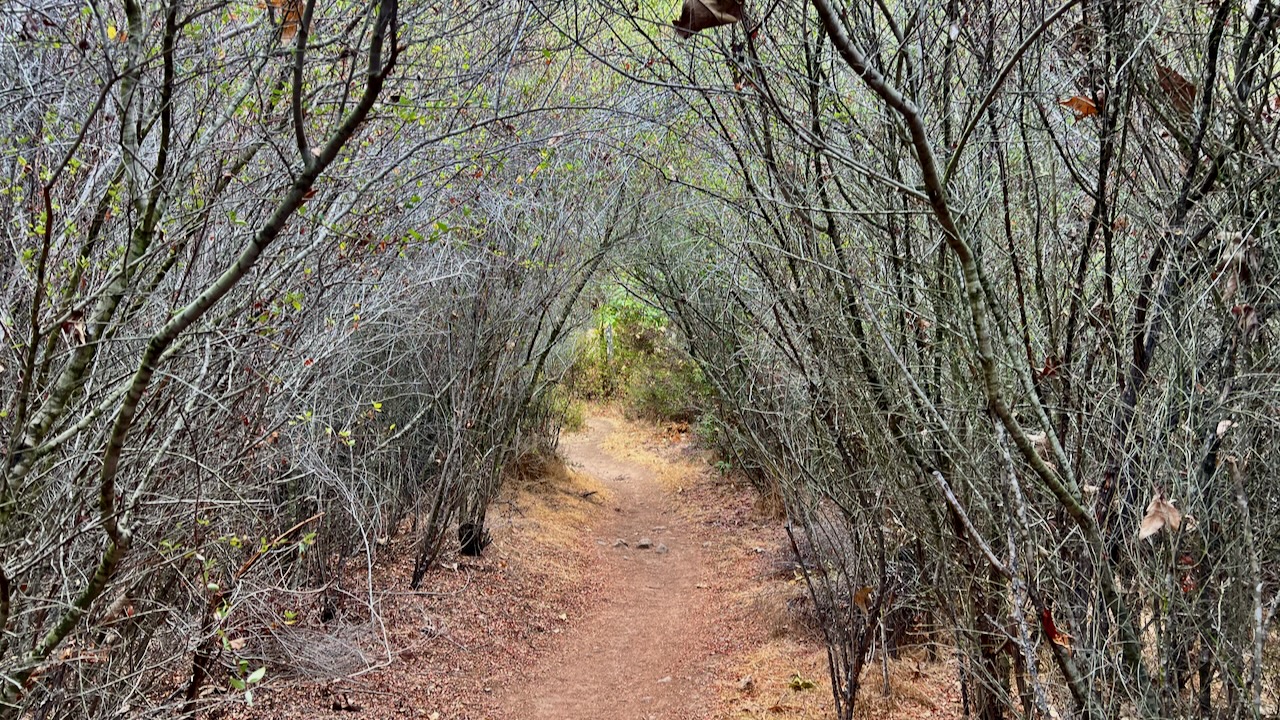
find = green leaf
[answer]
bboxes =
[789,673,816,690]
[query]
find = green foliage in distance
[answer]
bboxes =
[567,286,707,422]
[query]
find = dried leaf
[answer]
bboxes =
[1058,95,1097,119]
[852,585,873,612]
[1156,64,1196,115]
[1039,608,1073,651]
[672,0,743,38]
[1139,495,1182,539]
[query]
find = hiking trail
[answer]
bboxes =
[496,415,719,719]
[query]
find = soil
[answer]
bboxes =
[494,415,718,720]
[228,412,960,720]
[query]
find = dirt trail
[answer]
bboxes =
[496,416,718,720]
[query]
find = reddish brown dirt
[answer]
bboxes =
[225,413,959,720]
[493,415,720,720]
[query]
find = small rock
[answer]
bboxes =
[738,675,755,692]
[613,539,629,548]
[596,540,607,546]
[651,526,667,532]
[637,537,653,549]
[655,544,669,554]
[657,676,673,683]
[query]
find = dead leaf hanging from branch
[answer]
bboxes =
[672,0,743,38]
[1138,493,1182,540]
[1058,95,1097,120]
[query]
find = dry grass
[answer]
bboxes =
[492,450,611,566]
[225,452,610,720]
[599,423,702,493]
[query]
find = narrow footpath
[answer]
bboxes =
[496,416,719,719]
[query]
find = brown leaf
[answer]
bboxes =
[1058,95,1097,119]
[1156,64,1196,115]
[672,0,743,38]
[852,585,873,612]
[280,0,300,42]
[1139,495,1182,539]
[1215,419,1235,438]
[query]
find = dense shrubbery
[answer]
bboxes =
[566,289,708,423]
[0,0,654,712]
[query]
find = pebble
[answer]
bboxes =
[636,537,653,549]
[655,544,669,554]
[613,539,629,548]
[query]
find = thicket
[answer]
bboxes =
[3,0,1279,717]
[565,288,708,422]
[564,0,1280,717]
[0,0,664,714]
